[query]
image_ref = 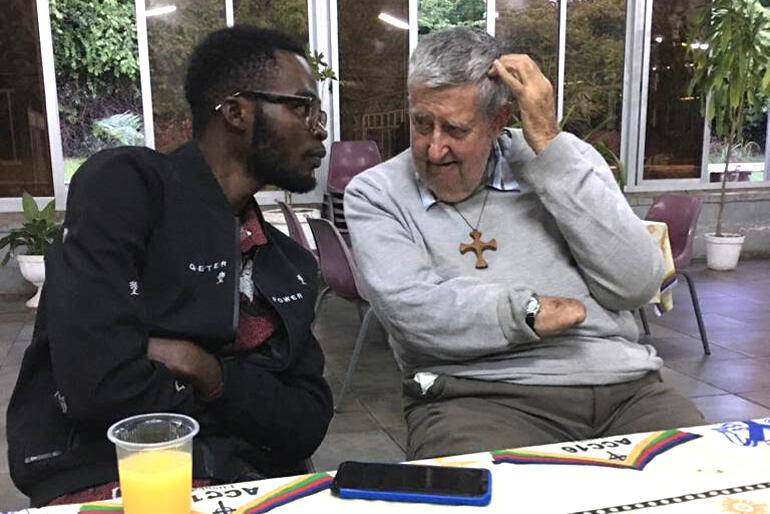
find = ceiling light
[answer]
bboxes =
[378,12,409,30]
[146,5,177,17]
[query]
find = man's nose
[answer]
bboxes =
[312,123,328,140]
[427,131,449,162]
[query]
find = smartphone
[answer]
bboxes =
[331,461,492,506]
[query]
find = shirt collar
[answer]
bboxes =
[416,130,520,210]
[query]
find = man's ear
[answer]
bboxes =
[218,97,250,132]
[492,103,512,134]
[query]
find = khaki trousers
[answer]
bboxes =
[402,371,704,460]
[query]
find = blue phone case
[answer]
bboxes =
[334,469,492,506]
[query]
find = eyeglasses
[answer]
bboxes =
[215,90,327,131]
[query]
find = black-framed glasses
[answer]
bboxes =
[215,90,327,131]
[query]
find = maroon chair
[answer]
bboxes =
[324,141,382,238]
[327,140,382,194]
[639,194,710,354]
[276,201,317,262]
[307,217,375,411]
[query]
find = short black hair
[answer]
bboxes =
[184,25,306,136]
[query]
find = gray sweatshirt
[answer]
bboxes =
[344,130,664,386]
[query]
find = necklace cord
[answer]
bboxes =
[451,188,491,232]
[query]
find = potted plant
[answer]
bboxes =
[0,192,59,308]
[688,0,770,270]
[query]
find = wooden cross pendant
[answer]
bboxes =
[459,230,497,269]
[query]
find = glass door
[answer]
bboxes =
[0,0,54,197]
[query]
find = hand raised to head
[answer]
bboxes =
[488,54,560,154]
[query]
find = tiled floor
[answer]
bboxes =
[2,260,770,510]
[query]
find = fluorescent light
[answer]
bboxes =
[146,5,177,17]
[378,12,409,30]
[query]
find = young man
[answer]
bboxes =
[7,26,333,506]
[344,27,703,460]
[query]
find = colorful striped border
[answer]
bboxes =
[78,503,122,513]
[78,502,206,513]
[491,430,701,471]
[235,473,333,514]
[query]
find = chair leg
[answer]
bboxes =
[335,304,375,412]
[639,307,651,336]
[679,271,711,355]
[311,286,332,333]
[314,286,331,317]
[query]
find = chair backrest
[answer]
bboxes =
[327,140,382,194]
[645,193,703,270]
[276,201,312,250]
[307,217,362,301]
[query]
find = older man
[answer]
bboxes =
[344,27,703,460]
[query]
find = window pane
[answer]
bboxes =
[0,0,54,196]
[642,0,705,180]
[564,0,626,160]
[707,113,768,184]
[338,0,410,160]
[234,0,308,43]
[146,0,225,153]
[495,1,558,94]
[51,0,143,182]
[418,0,486,36]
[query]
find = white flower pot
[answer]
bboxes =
[704,233,745,271]
[16,254,45,308]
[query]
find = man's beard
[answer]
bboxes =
[246,109,317,193]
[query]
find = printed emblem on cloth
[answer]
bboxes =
[491,430,701,470]
[714,418,770,447]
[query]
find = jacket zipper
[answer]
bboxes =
[232,217,241,334]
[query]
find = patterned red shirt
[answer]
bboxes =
[228,204,280,352]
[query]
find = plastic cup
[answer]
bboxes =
[107,413,199,514]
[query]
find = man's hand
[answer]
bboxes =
[533,296,587,337]
[147,337,223,399]
[488,55,560,154]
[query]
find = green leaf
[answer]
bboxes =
[21,192,39,220]
[762,67,770,90]
[41,200,56,223]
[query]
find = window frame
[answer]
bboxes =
[622,0,770,192]
[12,0,770,214]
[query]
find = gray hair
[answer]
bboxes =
[408,27,510,119]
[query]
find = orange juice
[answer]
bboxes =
[118,449,192,514]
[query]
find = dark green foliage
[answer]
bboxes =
[50,0,141,158]
[49,0,139,80]
[418,0,486,34]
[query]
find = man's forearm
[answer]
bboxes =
[147,337,224,399]
[521,135,664,309]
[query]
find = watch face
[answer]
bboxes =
[526,296,540,314]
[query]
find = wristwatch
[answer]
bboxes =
[525,293,540,331]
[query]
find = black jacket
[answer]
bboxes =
[6,142,333,506]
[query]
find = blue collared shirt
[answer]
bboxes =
[416,131,521,210]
